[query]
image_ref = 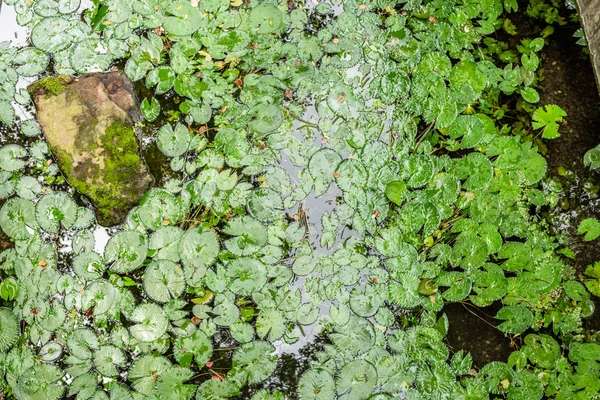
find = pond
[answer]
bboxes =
[0,1,600,399]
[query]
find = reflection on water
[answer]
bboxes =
[0,2,29,46]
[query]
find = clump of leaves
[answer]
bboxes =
[0,0,597,398]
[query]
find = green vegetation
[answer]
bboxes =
[27,75,72,97]
[0,0,598,399]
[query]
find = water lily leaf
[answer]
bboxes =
[70,39,112,73]
[156,366,197,400]
[212,296,240,326]
[16,364,64,400]
[0,101,15,125]
[31,17,74,53]
[163,1,203,36]
[93,345,126,377]
[230,341,277,384]
[496,304,534,334]
[336,360,377,399]
[296,302,319,325]
[36,192,78,233]
[0,198,37,239]
[178,228,219,284]
[67,374,98,400]
[13,48,49,76]
[298,370,336,400]
[137,188,185,230]
[349,285,381,317]
[247,188,284,222]
[335,159,368,192]
[224,215,267,256]
[141,97,161,121]
[105,231,148,273]
[82,280,116,315]
[249,104,283,135]
[158,123,192,157]
[129,355,172,395]
[330,302,351,326]
[0,308,19,351]
[173,330,213,367]
[255,309,285,341]
[144,260,186,303]
[402,155,434,188]
[449,115,485,149]
[147,66,176,94]
[308,148,342,197]
[196,377,242,399]
[20,119,42,137]
[249,3,285,33]
[453,153,493,191]
[129,303,169,342]
[226,257,267,296]
[40,341,63,362]
[150,226,184,262]
[231,320,256,343]
[58,0,80,13]
[0,144,28,172]
[385,181,406,206]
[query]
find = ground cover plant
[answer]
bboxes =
[0,0,599,399]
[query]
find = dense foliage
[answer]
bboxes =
[0,0,598,399]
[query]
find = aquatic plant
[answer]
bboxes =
[0,0,596,399]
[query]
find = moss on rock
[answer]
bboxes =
[27,75,73,97]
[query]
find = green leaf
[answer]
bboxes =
[105,231,148,273]
[308,148,342,197]
[578,218,600,241]
[16,364,64,400]
[178,228,219,285]
[143,260,186,303]
[249,104,283,135]
[496,305,534,334]
[157,123,192,157]
[93,345,126,377]
[336,360,377,399]
[584,145,600,170]
[129,303,169,342]
[0,198,37,239]
[230,341,277,384]
[226,257,268,296]
[36,192,79,233]
[0,308,19,351]
[129,355,172,395]
[298,370,336,400]
[223,215,267,256]
[385,181,406,206]
[532,105,566,139]
[0,144,28,172]
[141,97,161,121]
[173,330,213,367]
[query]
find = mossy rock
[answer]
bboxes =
[29,72,154,226]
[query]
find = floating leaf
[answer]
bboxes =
[36,192,78,233]
[105,231,148,273]
[129,303,169,342]
[230,341,277,384]
[173,330,213,367]
[157,123,192,157]
[249,104,283,135]
[336,360,377,399]
[143,260,186,303]
[141,97,161,121]
[0,198,37,239]
[0,144,28,172]
[496,304,534,334]
[0,308,19,351]
[16,364,64,400]
[308,148,342,197]
[178,228,219,284]
[298,370,336,400]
